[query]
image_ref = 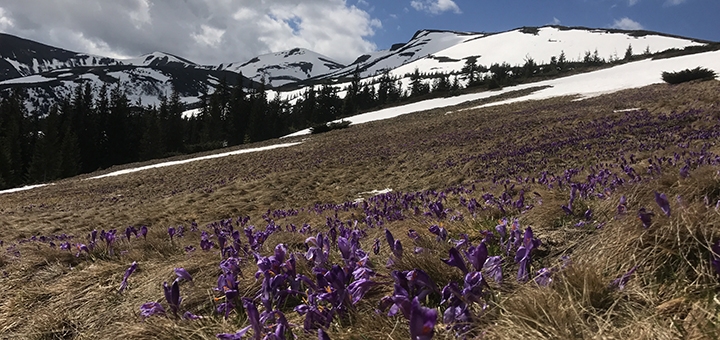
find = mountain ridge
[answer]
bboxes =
[0,25,716,113]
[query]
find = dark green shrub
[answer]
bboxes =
[661,67,717,84]
[310,120,351,134]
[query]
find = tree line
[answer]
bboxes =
[0,46,642,189]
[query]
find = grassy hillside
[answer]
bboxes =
[1,80,719,339]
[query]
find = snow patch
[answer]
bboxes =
[90,142,302,179]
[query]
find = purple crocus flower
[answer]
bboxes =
[679,165,690,178]
[465,242,488,272]
[638,208,654,228]
[483,256,503,283]
[373,238,380,255]
[175,268,193,282]
[409,297,437,340]
[242,298,262,340]
[119,261,138,293]
[318,329,331,340]
[216,327,250,340]
[617,195,627,215]
[163,280,182,316]
[140,226,148,239]
[610,266,637,290]
[75,243,90,257]
[428,225,447,242]
[534,268,553,287]
[393,240,403,259]
[348,279,377,304]
[183,311,202,320]
[140,302,166,319]
[385,229,395,249]
[168,227,176,241]
[442,247,468,274]
[514,227,540,282]
[125,226,135,241]
[654,191,671,217]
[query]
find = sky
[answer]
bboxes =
[0,0,718,66]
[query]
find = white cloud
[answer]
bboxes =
[410,0,462,15]
[0,7,14,30]
[550,17,561,25]
[664,0,688,5]
[0,0,382,65]
[628,0,640,6]
[611,17,644,30]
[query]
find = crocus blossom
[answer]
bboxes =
[638,208,654,228]
[175,268,193,282]
[654,191,671,217]
[140,302,166,319]
[163,280,182,316]
[610,266,637,290]
[409,297,437,340]
[442,247,468,274]
[119,261,138,293]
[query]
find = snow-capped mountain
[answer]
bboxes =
[0,33,122,82]
[388,26,708,77]
[318,29,483,80]
[0,33,258,113]
[120,52,198,68]
[1,25,716,115]
[219,48,345,88]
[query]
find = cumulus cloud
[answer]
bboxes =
[410,0,462,15]
[611,17,644,30]
[0,0,382,65]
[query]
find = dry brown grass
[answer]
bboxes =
[1,80,720,339]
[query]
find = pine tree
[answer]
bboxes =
[27,106,61,183]
[624,44,633,61]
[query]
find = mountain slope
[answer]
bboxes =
[317,29,482,80]
[390,26,708,77]
[121,52,199,68]
[220,48,345,88]
[0,33,122,82]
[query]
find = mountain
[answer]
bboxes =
[386,26,711,77]
[0,25,716,114]
[121,51,199,68]
[0,33,122,82]
[219,48,345,88]
[0,34,258,113]
[316,29,483,80]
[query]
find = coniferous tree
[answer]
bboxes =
[246,81,268,143]
[27,105,61,183]
[138,106,165,161]
[228,74,250,145]
[301,86,317,125]
[342,66,361,117]
[624,44,634,61]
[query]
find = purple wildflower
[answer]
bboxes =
[442,247,468,274]
[409,297,437,340]
[119,261,138,293]
[638,208,654,228]
[654,191,671,217]
[610,266,637,290]
[140,302,166,319]
[175,268,193,282]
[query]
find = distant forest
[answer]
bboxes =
[1,43,706,189]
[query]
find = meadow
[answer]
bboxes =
[1,79,719,339]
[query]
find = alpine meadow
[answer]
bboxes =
[1,22,720,340]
